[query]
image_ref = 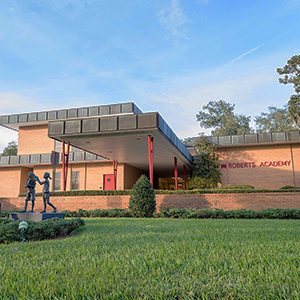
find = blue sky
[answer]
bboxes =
[0,0,300,152]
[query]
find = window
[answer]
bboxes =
[54,171,61,191]
[71,170,80,190]
[54,141,62,153]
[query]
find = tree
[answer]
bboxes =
[189,135,222,189]
[277,54,300,128]
[254,105,296,133]
[0,141,18,156]
[196,100,253,136]
[129,174,156,217]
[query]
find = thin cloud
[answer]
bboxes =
[222,30,294,69]
[223,44,265,68]
[156,0,189,39]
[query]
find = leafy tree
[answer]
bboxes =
[196,100,253,136]
[129,174,156,217]
[254,105,296,133]
[277,54,300,128]
[189,135,222,189]
[0,141,18,156]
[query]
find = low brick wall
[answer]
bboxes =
[2,193,300,213]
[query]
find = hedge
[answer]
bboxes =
[4,208,300,220]
[18,188,300,197]
[0,217,85,244]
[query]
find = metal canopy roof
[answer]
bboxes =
[48,112,193,176]
[0,102,142,131]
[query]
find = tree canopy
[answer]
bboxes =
[196,100,253,136]
[277,54,300,129]
[254,105,296,133]
[0,141,18,156]
[189,135,222,189]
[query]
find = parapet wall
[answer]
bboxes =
[2,193,300,212]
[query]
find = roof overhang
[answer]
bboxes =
[48,112,193,176]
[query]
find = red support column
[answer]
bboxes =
[113,160,118,190]
[174,157,178,191]
[62,141,70,191]
[148,135,154,186]
[183,164,187,190]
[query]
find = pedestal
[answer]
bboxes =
[8,212,65,221]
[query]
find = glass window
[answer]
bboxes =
[71,170,80,190]
[54,171,61,191]
[54,141,62,153]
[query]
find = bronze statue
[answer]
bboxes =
[39,172,57,213]
[22,172,38,212]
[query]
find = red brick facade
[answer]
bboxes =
[2,193,300,212]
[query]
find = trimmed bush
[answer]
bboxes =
[0,218,85,244]
[129,175,156,217]
[60,208,132,218]
[219,185,255,190]
[19,189,131,197]
[158,208,300,219]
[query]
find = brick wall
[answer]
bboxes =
[217,144,298,189]
[18,125,54,155]
[2,193,300,212]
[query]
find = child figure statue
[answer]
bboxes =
[38,172,57,213]
[22,172,38,212]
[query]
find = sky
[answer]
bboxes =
[0,0,300,152]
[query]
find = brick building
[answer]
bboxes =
[0,102,193,197]
[1,102,300,198]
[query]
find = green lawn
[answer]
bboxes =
[1,218,300,299]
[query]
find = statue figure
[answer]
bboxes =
[22,171,38,212]
[38,172,57,213]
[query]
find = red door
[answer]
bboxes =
[103,174,114,190]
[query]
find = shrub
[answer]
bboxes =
[279,186,300,190]
[0,218,85,244]
[129,175,156,217]
[219,185,255,190]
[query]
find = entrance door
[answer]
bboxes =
[103,174,114,190]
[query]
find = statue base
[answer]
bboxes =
[8,212,65,222]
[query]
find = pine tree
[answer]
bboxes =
[129,175,156,217]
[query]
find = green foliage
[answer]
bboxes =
[196,99,253,136]
[254,105,296,133]
[0,141,17,156]
[189,135,222,189]
[60,208,132,218]
[277,54,300,94]
[277,54,300,128]
[0,218,85,244]
[159,208,300,219]
[280,185,300,190]
[129,174,156,217]
[219,185,255,190]
[288,94,300,128]
[19,189,131,197]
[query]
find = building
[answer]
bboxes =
[0,102,193,197]
[186,132,300,189]
[1,102,300,198]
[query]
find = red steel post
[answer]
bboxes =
[113,160,118,190]
[183,164,186,190]
[62,141,70,191]
[174,157,178,190]
[148,135,154,186]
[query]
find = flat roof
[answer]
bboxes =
[0,102,142,131]
[48,112,193,175]
[183,131,300,148]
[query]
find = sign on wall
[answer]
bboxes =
[221,160,292,169]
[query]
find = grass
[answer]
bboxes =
[1,218,300,299]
